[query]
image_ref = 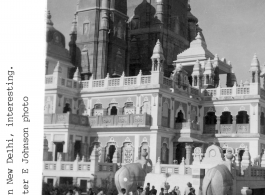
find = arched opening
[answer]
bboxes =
[220,111,233,124]
[252,72,255,83]
[194,76,198,86]
[107,145,116,163]
[74,140,82,159]
[236,111,249,124]
[206,75,209,84]
[110,106,117,115]
[175,143,186,164]
[63,103,72,113]
[175,110,185,123]
[204,112,217,124]
[188,76,192,86]
[161,143,169,164]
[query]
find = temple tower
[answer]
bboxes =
[75,0,128,80]
[128,0,191,77]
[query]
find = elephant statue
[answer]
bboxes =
[202,164,233,195]
[115,150,152,195]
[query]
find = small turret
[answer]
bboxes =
[191,60,203,88]
[203,58,215,88]
[151,39,165,72]
[249,54,260,83]
[213,54,220,87]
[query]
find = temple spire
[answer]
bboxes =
[47,10,53,26]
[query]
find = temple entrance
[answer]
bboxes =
[74,140,81,159]
[54,142,64,161]
[175,143,186,164]
[80,180,88,193]
[107,145,116,163]
[110,106,117,115]
[59,177,73,185]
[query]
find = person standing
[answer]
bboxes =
[159,188,165,195]
[175,187,181,195]
[150,186,157,195]
[184,183,192,195]
[145,183,150,195]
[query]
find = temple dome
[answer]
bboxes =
[187,4,198,23]
[46,11,66,48]
[46,11,71,63]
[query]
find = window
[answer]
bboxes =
[110,106,117,115]
[220,112,233,124]
[83,23,90,35]
[94,104,102,109]
[236,111,249,124]
[175,110,185,123]
[205,112,217,125]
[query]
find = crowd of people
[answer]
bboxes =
[120,182,195,195]
[45,182,196,195]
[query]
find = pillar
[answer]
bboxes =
[216,116,221,134]
[233,115,237,133]
[185,143,192,165]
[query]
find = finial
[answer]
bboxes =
[70,14,77,34]
[157,157,161,163]
[195,32,202,40]
[82,156,85,162]
[47,10,53,26]
[138,69,142,76]
[214,54,219,60]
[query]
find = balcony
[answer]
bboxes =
[88,113,151,127]
[44,113,89,126]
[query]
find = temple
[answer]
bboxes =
[44,1,265,194]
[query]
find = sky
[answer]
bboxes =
[47,0,265,85]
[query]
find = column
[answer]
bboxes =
[170,98,175,129]
[134,135,140,162]
[216,116,221,134]
[73,177,77,185]
[136,94,141,114]
[233,115,237,133]
[157,94,163,127]
[151,93,158,129]
[173,143,177,163]
[185,143,192,165]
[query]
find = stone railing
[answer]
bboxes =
[44,160,91,172]
[44,113,89,126]
[237,87,250,95]
[45,75,79,91]
[202,86,251,98]
[204,124,217,134]
[158,164,192,175]
[88,113,151,127]
[175,122,199,131]
[219,124,250,134]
